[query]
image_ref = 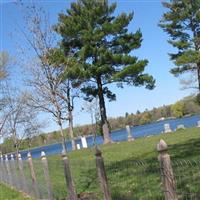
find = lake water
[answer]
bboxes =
[18,114,200,159]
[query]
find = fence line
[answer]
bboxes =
[18,153,28,193]
[95,147,112,200]
[157,139,178,200]
[41,151,53,200]
[0,139,200,200]
[27,152,40,199]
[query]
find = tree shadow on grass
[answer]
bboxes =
[74,157,163,200]
[71,137,200,200]
[168,138,200,160]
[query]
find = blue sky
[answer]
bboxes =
[0,0,195,133]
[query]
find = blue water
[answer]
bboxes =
[14,114,200,159]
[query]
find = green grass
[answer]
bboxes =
[0,183,33,200]
[46,127,200,199]
[2,127,200,199]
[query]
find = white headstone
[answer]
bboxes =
[10,154,14,161]
[176,124,185,130]
[76,144,81,150]
[126,125,134,141]
[164,123,172,133]
[41,151,46,157]
[81,136,88,148]
[18,153,22,160]
[197,121,200,127]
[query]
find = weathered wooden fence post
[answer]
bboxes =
[95,147,112,200]
[27,152,40,199]
[61,150,77,200]
[41,151,53,200]
[18,153,28,193]
[157,139,178,200]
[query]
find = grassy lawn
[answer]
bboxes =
[2,127,200,199]
[46,127,200,199]
[0,183,33,200]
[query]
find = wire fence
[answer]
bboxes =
[104,159,164,200]
[0,140,200,200]
[172,160,200,200]
[48,159,68,199]
[70,159,103,200]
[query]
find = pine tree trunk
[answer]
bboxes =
[97,76,112,144]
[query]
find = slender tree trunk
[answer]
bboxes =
[15,145,19,161]
[191,19,200,93]
[13,132,19,160]
[67,88,76,150]
[96,76,112,144]
[68,109,76,150]
[53,94,68,152]
[197,63,200,93]
[58,120,67,153]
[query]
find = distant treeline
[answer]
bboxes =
[1,95,200,154]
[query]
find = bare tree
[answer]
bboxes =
[15,2,78,151]
[25,59,69,152]
[0,52,10,137]
[82,97,100,145]
[2,87,41,158]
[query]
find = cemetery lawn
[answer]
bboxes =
[0,183,34,200]
[3,127,200,199]
[46,127,200,199]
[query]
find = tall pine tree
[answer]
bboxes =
[159,0,200,92]
[55,0,155,143]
